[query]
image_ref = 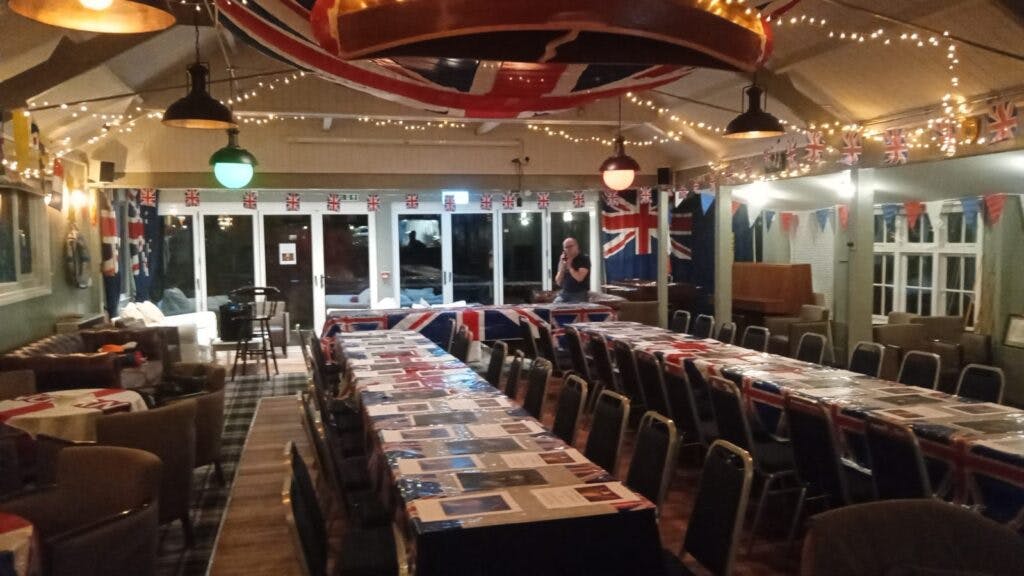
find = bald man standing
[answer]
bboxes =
[554,237,591,303]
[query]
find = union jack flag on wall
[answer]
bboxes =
[536,192,550,209]
[367,193,380,212]
[184,189,200,207]
[502,191,517,209]
[405,193,419,209]
[986,100,1018,144]
[572,191,586,208]
[243,191,258,209]
[883,128,909,165]
[286,192,301,211]
[480,193,493,210]
[138,188,157,207]
[804,131,825,162]
[326,193,341,212]
[443,195,456,212]
[839,131,862,166]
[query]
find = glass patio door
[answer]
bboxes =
[500,211,547,304]
[202,213,256,317]
[451,212,495,304]
[395,213,444,306]
[322,213,373,311]
[262,214,314,329]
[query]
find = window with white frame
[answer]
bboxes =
[872,207,980,324]
[0,188,50,304]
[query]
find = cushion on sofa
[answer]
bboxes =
[137,302,166,325]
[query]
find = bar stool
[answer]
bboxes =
[229,286,282,380]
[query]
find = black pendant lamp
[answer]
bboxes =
[724,83,784,139]
[600,97,640,191]
[9,0,175,34]
[163,18,236,130]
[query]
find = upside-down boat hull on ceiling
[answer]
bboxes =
[215,0,694,118]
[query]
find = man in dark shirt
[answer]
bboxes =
[554,237,591,303]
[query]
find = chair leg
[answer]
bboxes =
[747,474,777,554]
[263,319,279,375]
[786,485,808,552]
[231,339,243,381]
[181,513,195,548]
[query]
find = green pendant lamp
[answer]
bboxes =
[210,129,257,188]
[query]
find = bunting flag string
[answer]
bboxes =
[904,201,925,231]
[367,193,380,212]
[839,130,862,166]
[986,100,1018,144]
[699,192,715,215]
[837,205,850,230]
[983,194,1006,226]
[243,191,258,209]
[780,212,797,233]
[405,193,419,209]
[443,194,456,212]
[883,129,909,165]
[480,193,493,210]
[960,197,980,232]
[572,190,585,208]
[925,200,944,229]
[502,191,518,209]
[537,191,550,209]
[746,205,763,228]
[814,208,831,232]
[881,203,899,230]
[764,210,775,231]
[804,131,826,163]
[286,192,301,211]
[638,187,653,205]
[184,189,200,207]
[326,193,341,212]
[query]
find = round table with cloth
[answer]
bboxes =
[0,512,37,576]
[0,389,148,442]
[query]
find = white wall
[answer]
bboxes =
[789,213,836,310]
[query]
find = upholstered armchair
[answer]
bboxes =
[765,305,831,358]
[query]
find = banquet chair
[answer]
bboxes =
[897,350,941,389]
[707,376,797,552]
[523,358,551,419]
[563,326,592,383]
[634,350,672,420]
[612,339,647,421]
[298,392,340,512]
[848,341,885,378]
[670,310,691,334]
[482,341,508,388]
[692,314,715,339]
[95,399,197,546]
[450,325,472,362]
[536,321,568,375]
[864,415,932,500]
[0,369,35,400]
[584,390,631,476]
[504,351,526,399]
[587,334,618,412]
[955,364,1005,404]
[717,322,737,345]
[625,411,679,509]
[795,333,828,365]
[552,374,588,445]
[517,316,539,360]
[664,363,718,454]
[740,326,771,353]
[801,500,1024,576]
[306,334,363,449]
[783,394,873,547]
[663,440,753,576]
[0,446,162,576]
[163,363,228,486]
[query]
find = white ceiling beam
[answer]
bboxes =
[232,109,641,128]
[476,121,501,135]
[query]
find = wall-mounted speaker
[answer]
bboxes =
[657,167,672,186]
[98,161,115,183]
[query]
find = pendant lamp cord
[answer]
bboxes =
[193,11,201,65]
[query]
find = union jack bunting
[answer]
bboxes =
[216,0,690,119]
[501,191,517,209]
[986,100,1019,144]
[883,128,909,165]
[326,193,341,212]
[243,191,258,209]
[572,190,586,208]
[443,195,456,212]
[405,193,419,209]
[286,192,301,211]
[603,190,622,209]
[839,131,862,166]
[536,191,550,209]
[480,193,493,210]
[184,189,200,207]
[638,188,652,205]
[367,193,380,212]
[804,131,825,162]
[138,188,157,207]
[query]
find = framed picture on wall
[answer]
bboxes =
[1004,315,1024,348]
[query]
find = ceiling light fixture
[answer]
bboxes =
[724,83,785,139]
[210,129,257,189]
[9,0,174,33]
[600,97,640,191]
[163,16,236,130]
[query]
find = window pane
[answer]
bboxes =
[906,256,919,287]
[324,214,371,308]
[908,218,921,243]
[451,213,494,304]
[921,256,932,288]
[947,213,962,242]
[946,256,961,290]
[964,256,976,290]
[946,294,960,317]
[922,214,934,242]
[873,255,883,283]
[204,214,255,313]
[884,287,894,314]
[398,214,443,305]
[17,192,31,274]
[0,190,14,282]
[155,215,196,314]
[906,289,918,313]
[873,215,882,243]
[921,292,931,316]
[873,286,882,315]
[885,255,895,284]
[963,294,975,327]
[550,211,591,286]
[965,215,977,243]
[502,212,543,304]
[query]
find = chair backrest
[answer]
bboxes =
[717,322,737,345]
[504,351,525,398]
[681,440,753,576]
[192,380,227,467]
[0,370,36,401]
[611,339,644,406]
[588,334,618,395]
[231,286,282,320]
[626,411,679,508]
[451,325,472,362]
[634,350,671,419]
[283,444,328,576]
[664,366,708,447]
[552,374,588,445]
[692,314,715,339]
[536,322,559,367]
[298,392,339,498]
[518,316,539,359]
[671,310,691,334]
[440,317,457,352]
[707,376,754,453]
[484,341,508,388]
[95,400,197,524]
[848,341,884,377]
[563,327,591,381]
[864,415,932,500]
[956,364,1005,404]
[584,390,630,476]
[897,350,941,389]
[783,394,850,505]
[740,325,770,352]
[795,332,828,364]
[523,358,551,419]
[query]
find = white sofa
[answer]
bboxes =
[117,301,218,362]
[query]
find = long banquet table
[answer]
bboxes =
[572,321,1024,526]
[335,330,664,576]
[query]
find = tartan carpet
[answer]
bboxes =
[155,371,308,576]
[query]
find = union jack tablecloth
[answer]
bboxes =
[573,321,1024,526]
[0,512,36,576]
[333,330,661,576]
[0,389,148,442]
